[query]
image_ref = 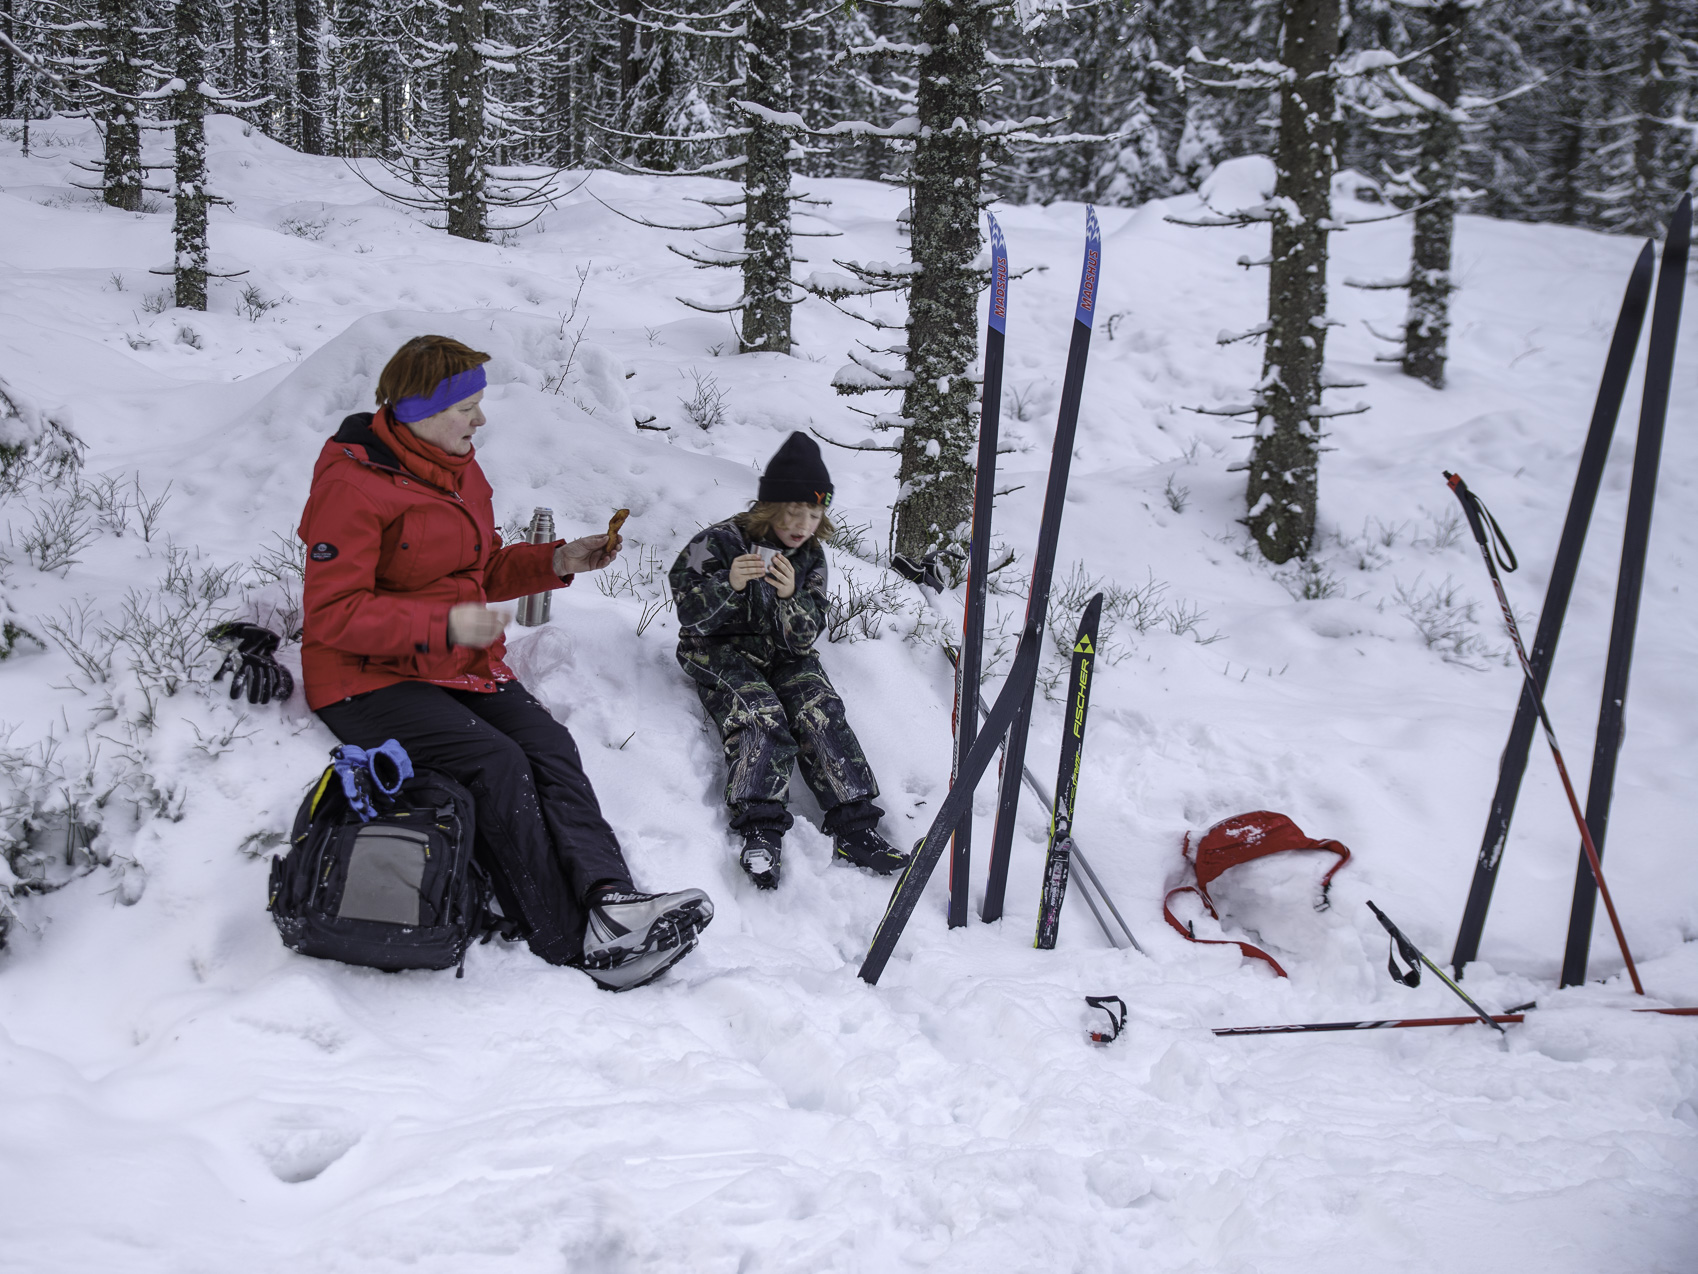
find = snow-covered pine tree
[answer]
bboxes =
[2,0,19,117]
[816,0,1086,562]
[1244,0,1348,561]
[97,0,153,207]
[788,0,888,182]
[261,0,289,138]
[1158,0,1284,184]
[0,0,56,153]
[600,0,846,356]
[333,0,401,156]
[546,0,617,167]
[735,0,801,354]
[48,0,162,209]
[998,3,1176,207]
[1169,0,1396,563]
[1532,0,1602,226]
[21,0,165,208]
[168,0,255,307]
[292,0,322,151]
[1395,0,1474,389]
[367,0,560,240]
[1341,1,1543,388]
[170,0,211,307]
[1618,0,1694,235]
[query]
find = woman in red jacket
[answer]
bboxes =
[299,335,712,991]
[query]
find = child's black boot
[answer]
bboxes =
[832,826,909,876]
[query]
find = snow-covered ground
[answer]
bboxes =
[0,118,1694,1272]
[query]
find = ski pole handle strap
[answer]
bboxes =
[1385,937,1421,987]
[1444,471,1518,573]
[1085,995,1127,1043]
[1367,900,1423,987]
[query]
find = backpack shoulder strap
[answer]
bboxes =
[1163,848,1292,978]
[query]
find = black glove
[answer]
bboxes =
[207,622,295,705]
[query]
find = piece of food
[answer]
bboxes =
[604,508,630,553]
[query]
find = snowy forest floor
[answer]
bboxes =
[0,118,1694,1272]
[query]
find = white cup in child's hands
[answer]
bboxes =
[755,546,779,568]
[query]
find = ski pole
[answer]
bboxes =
[1216,1013,1526,1036]
[1215,1005,1697,1037]
[1443,472,1644,995]
[1367,900,1507,1033]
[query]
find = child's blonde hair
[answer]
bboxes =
[736,501,836,547]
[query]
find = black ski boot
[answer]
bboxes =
[739,829,783,890]
[833,826,909,876]
[582,887,714,991]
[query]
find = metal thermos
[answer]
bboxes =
[515,507,555,627]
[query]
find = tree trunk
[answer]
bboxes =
[294,0,323,153]
[3,0,16,119]
[1551,9,1588,226]
[173,0,209,311]
[551,0,575,165]
[1632,0,1675,235]
[99,0,145,211]
[739,0,793,355]
[231,0,250,103]
[1245,0,1339,564]
[894,0,986,560]
[619,0,641,106]
[445,0,487,240]
[1402,0,1465,390]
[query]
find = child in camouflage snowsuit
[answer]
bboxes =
[669,432,908,889]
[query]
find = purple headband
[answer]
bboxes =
[392,365,488,423]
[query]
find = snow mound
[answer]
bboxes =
[1198,154,1278,213]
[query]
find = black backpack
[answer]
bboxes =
[269,764,490,975]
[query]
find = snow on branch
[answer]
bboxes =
[678,292,751,315]
[800,258,919,300]
[1320,368,1368,389]
[585,187,744,234]
[832,349,915,393]
[1343,273,1412,291]
[985,52,1079,70]
[1169,48,1293,92]
[1167,199,1286,228]
[670,243,752,268]
[1217,321,1273,346]
[732,100,808,129]
[599,123,753,145]
[815,117,923,139]
[608,154,750,179]
[1189,401,1262,417]
[810,427,901,453]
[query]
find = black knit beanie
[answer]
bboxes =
[757,431,834,506]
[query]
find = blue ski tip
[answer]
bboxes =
[987,211,1009,335]
[1075,206,1102,330]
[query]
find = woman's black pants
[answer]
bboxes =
[316,679,632,965]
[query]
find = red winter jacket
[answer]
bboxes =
[297,410,568,710]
